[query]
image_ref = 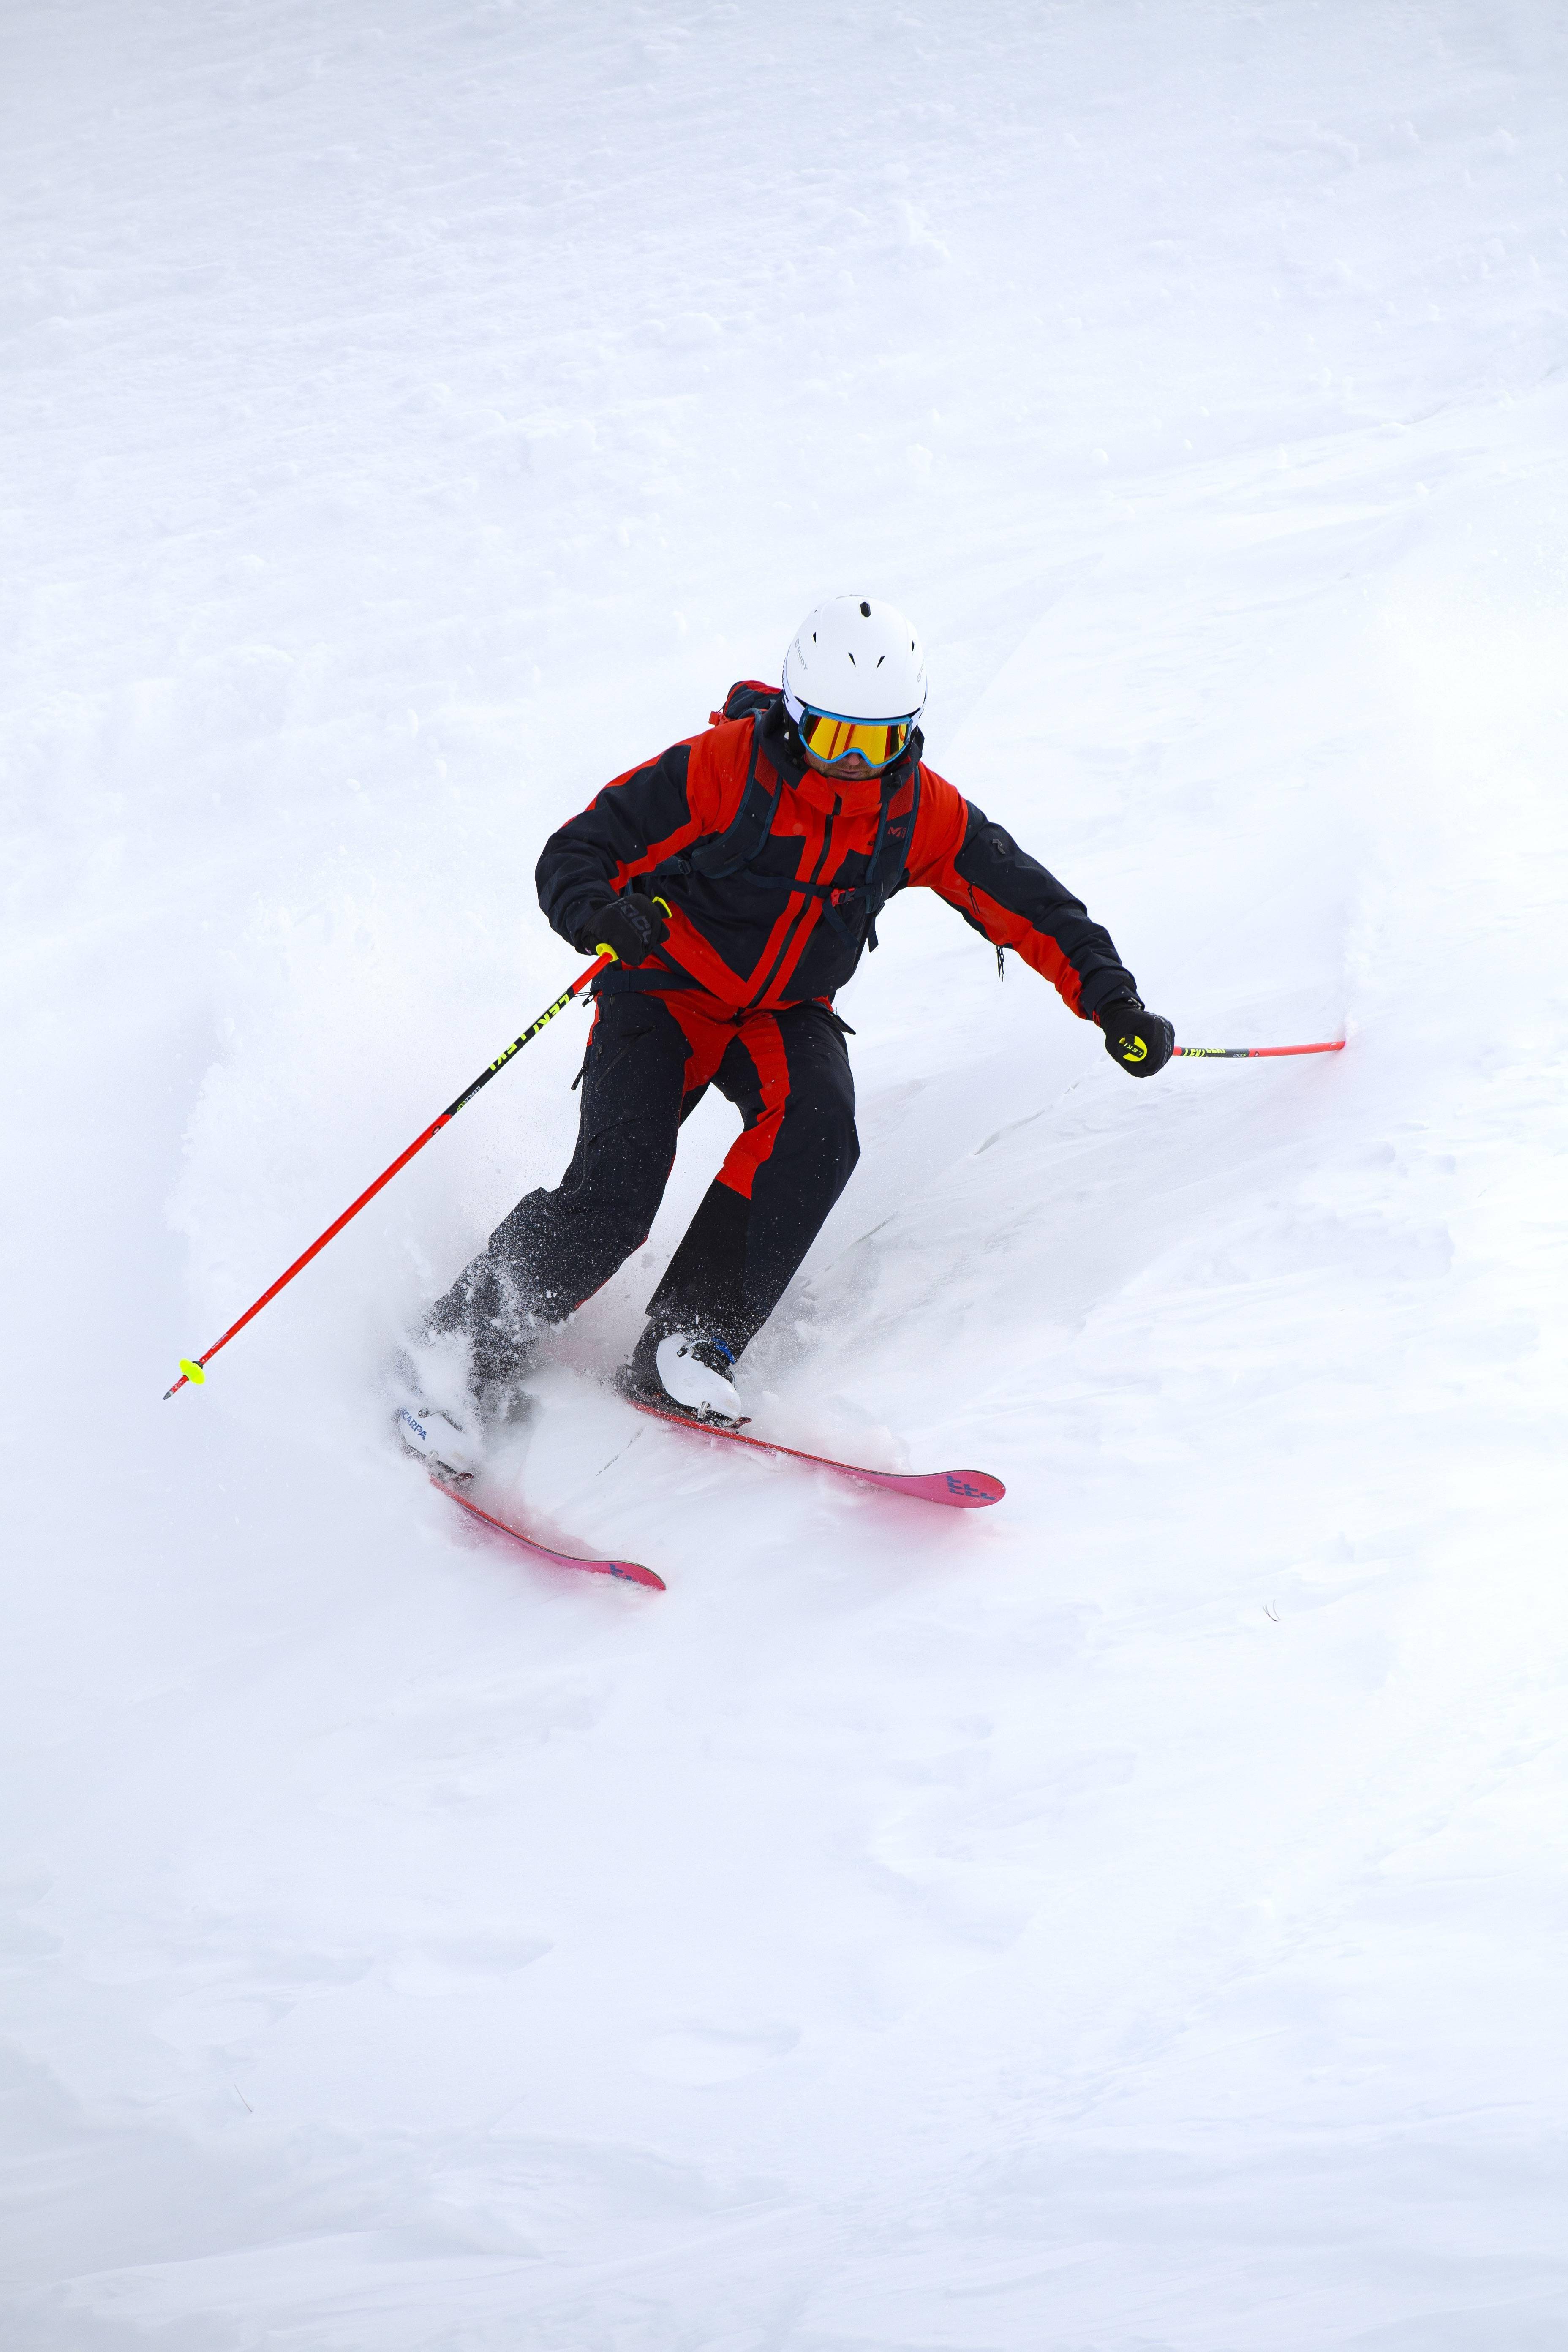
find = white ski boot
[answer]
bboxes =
[395,1397,482,1481]
[390,1339,484,1481]
[620,1324,745,1425]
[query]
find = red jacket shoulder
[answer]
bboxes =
[907,761,969,877]
[689,716,755,829]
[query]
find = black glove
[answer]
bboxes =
[581,894,669,965]
[1097,996,1174,1077]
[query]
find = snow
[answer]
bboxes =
[4,0,1568,2342]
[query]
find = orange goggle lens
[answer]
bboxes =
[798,709,914,770]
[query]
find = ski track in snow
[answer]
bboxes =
[4,1,1568,2344]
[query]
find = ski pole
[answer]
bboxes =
[164,954,611,1400]
[1174,1039,1346,1059]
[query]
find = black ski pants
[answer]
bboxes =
[430,988,860,1372]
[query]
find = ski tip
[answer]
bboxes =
[433,1477,667,1591]
[609,1560,668,1591]
[941,1470,1006,1507]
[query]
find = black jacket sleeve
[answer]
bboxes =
[910,776,1139,1019]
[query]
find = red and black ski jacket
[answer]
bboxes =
[536,683,1138,1019]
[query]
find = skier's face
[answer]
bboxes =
[803,744,877,782]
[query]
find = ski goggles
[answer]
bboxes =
[797,706,916,771]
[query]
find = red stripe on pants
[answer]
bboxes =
[714,1013,792,1201]
[660,996,797,1204]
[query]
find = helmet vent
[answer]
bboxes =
[860,601,871,617]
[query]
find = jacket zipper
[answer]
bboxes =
[745,798,838,1010]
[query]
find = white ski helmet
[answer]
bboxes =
[782,595,927,725]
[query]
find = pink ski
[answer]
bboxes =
[433,1476,666,1589]
[627,1399,1004,1508]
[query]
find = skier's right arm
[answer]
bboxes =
[536,733,738,953]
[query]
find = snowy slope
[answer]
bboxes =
[4,2,1568,2344]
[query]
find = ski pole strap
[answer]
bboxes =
[1174,1040,1346,1059]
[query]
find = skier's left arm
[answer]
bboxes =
[906,767,1175,1075]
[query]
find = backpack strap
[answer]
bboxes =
[825,762,922,952]
[734,759,922,953]
[645,689,787,890]
[686,705,779,881]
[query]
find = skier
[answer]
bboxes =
[398,595,1172,1470]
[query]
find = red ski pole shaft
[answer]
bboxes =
[1173,1039,1346,1059]
[164,955,610,1400]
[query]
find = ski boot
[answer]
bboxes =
[618,1323,746,1426]
[397,1248,544,1470]
[395,1395,483,1482]
[391,1341,484,1482]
